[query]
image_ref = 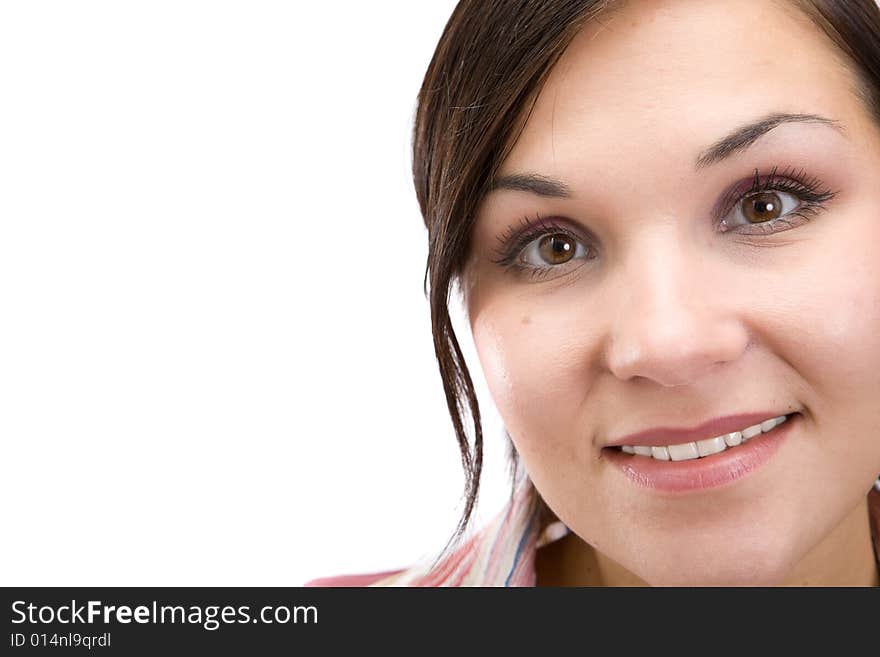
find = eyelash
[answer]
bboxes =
[489,164,840,281]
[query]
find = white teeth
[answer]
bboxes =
[760,417,780,432]
[651,445,670,461]
[723,431,743,447]
[618,414,790,461]
[741,424,762,440]
[667,442,700,461]
[696,436,726,457]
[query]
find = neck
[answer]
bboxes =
[536,495,879,587]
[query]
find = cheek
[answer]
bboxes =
[792,216,880,386]
[471,301,595,462]
[740,202,880,494]
[790,216,880,456]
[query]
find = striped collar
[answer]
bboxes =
[368,469,550,586]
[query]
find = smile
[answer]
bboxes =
[616,414,791,461]
[604,413,800,493]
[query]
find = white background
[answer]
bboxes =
[0,0,515,585]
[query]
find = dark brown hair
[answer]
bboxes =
[412,0,880,557]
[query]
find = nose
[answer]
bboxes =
[603,230,749,387]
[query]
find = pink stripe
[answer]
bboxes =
[303,569,405,587]
[415,532,479,586]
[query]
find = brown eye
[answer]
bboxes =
[722,188,802,233]
[516,228,592,272]
[742,191,784,224]
[537,234,577,265]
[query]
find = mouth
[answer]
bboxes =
[602,412,800,493]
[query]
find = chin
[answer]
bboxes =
[630,542,798,587]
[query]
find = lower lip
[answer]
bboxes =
[602,413,799,494]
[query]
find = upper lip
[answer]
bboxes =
[604,411,796,448]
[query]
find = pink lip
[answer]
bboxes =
[605,411,793,448]
[603,413,799,493]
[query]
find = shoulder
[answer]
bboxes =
[303,568,406,587]
[304,473,547,587]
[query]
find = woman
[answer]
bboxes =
[308,0,880,586]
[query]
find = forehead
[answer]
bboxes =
[501,0,863,177]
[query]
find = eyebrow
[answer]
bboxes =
[694,111,845,170]
[488,112,846,199]
[488,173,573,198]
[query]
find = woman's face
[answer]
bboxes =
[465,0,880,585]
